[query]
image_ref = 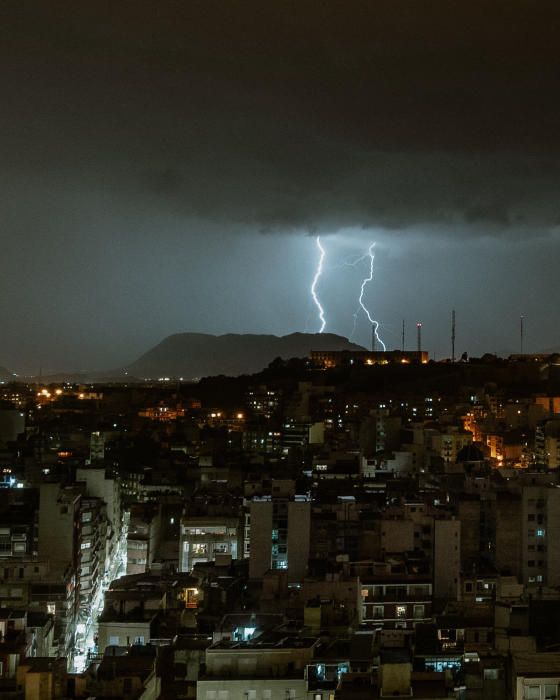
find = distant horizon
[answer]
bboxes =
[2,327,558,378]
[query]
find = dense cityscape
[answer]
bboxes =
[4,2,560,699]
[1,349,560,698]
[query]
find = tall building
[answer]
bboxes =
[0,406,25,445]
[425,426,473,465]
[76,466,122,576]
[38,483,109,661]
[37,484,81,658]
[127,503,161,575]
[521,485,560,587]
[248,497,311,583]
[38,484,80,569]
[492,492,522,579]
[535,420,560,469]
[0,488,39,558]
[433,519,461,601]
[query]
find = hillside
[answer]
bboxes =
[125,332,365,379]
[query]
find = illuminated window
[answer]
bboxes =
[396,605,407,618]
[191,544,207,555]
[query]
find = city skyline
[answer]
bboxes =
[1,230,554,375]
[4,5,560,697]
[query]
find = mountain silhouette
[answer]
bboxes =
[124,332,365,379]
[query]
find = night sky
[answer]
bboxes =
[2,2,560,373]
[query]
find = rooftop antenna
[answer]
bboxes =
[520,315,524,354]
[402,320,405,352]
[417,322,422,353]
[452,309,456,363]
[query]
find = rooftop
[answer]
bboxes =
[209,634,318,651]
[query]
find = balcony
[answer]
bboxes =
[183,533,237,544]
[306,663,350,691]
[362,588,432,603]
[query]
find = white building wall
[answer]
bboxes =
[97,620,152,652]
[515,674,560,700]
[76,468,120,533]
[197,678,307,700]
[180,518,241,573]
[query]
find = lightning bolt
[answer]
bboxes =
[358,243,386,351]
[340,252,370,341]
[311,236,326,333]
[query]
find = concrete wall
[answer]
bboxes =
[197,678,307,700]
[205,645,313,677]
[458,497,481,567]
[547,488,560,587]
[38,484,76,569]
[0,409,25,445]
[287,502,311,583]
[433,519,460,601]
[249,502,273,579]
[494,494,522,578]
[380,519,414,553]
[97,619,152,651]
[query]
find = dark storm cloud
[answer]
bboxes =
[2,1,560,234]
[2,1,560,372]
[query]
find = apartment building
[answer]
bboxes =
[248,497,311,583]
[521,486,560,588]
[180,511,243,573]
